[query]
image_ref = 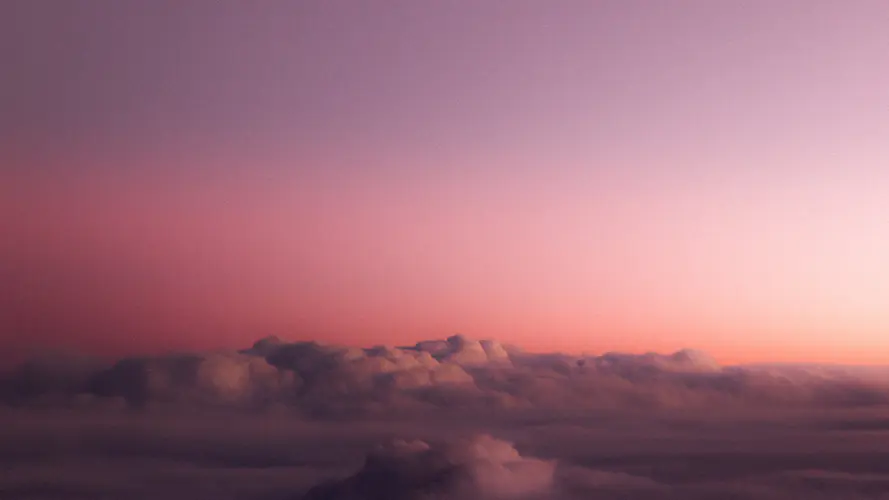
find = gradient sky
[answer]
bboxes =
[2,1,889,364]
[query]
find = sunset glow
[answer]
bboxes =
[3,1,889,365]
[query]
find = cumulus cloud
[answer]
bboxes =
[300,434,555,500]
[5,335,889,416]
[409,335,512,367]
[88,351,296,409]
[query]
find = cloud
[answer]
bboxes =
[589,349,722,376]
[411,335,513,367]
[5,404,889,499]
[88,351,296,409]
[557,466,664,495]
[301,434,555,500]
[6,335,889,416]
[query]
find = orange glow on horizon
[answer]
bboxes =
[4,1,889,367]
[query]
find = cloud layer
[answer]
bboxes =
[4,334,889,417]
[6,407,889,499]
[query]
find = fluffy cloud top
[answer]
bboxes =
[301,434,554,500]
[4,335,889,415]
[89,351,295,407]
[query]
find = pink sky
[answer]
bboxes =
[2,1,889,364]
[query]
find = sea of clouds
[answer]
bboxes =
[4,335,889,499]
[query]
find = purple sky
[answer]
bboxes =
[2,1,889,363]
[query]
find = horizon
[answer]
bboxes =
[8,332,889,369]
[6,3,889,499]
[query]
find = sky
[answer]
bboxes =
[2,0,889,365]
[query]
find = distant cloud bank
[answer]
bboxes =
[4,334,889,415]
